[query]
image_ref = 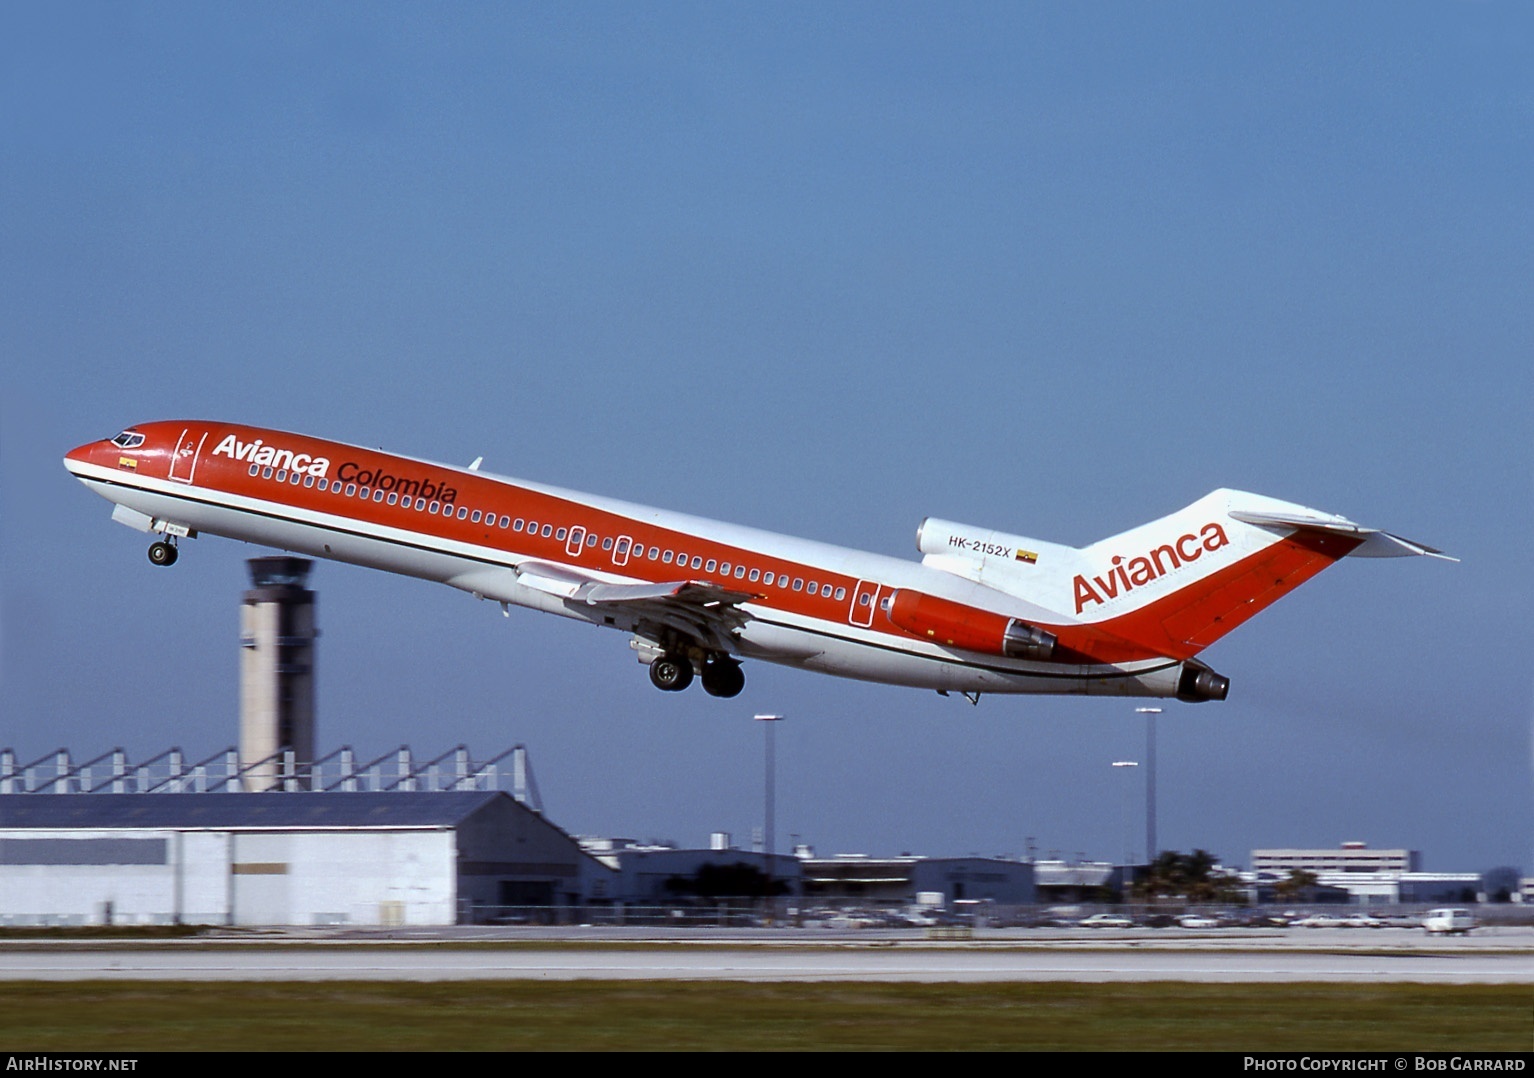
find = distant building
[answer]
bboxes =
[1032,860,1117,903]
[1248,842,1485,905]
[1252,842,1421,875]
[0,791,611,926]
[578,837,801,902]
[799,854,1036,906]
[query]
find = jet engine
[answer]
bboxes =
[1176,662,1231,702]
[886,589,1057,661]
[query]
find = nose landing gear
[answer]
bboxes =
[147,539,179,567]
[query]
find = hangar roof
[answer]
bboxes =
[0,791,515,831]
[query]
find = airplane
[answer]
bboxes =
[65,421,1453,703]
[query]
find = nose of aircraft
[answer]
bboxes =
[64,437,106,476]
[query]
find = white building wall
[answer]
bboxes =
[0,829,184,926]
[229,830,455,926]
[0,827,457,927]
[180,831,235,923]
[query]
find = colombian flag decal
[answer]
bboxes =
[1015,549,1038,564]
[118,457,138,469]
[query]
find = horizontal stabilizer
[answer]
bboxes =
[1228,509,1457,561]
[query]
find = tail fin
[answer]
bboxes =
[921,489,1449,660]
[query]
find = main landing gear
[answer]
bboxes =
[147,539,179,567]
[700,656,745,698]
[648,652,694,692]
[646,651,745,698]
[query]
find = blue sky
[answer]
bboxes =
[3,2,1530,874]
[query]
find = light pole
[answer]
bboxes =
[1112,761,1139,898]
[1135,707,1162,863]
[755,714,784,917]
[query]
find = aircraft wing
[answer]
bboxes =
[513,561,759,649]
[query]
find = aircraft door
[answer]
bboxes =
[166,428,208,485]
[612,535,632,567]
[850,580,881,628]
[566,526,587,558]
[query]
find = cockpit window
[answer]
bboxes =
[110,430,145,450]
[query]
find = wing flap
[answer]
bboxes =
[507,561,760,649]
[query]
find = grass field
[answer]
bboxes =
[2,980,1527,1051]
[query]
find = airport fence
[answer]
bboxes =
[456,900,1534,929]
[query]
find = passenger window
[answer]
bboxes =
[834,587,846,601]
[460,507,471,520]
[360,487,371,499]
[501,516,510,528]
[346,484,357,497]
[388,493,399,505]
[541,524,552,537]
[706,559,717,573]
[749,569,760,582]
[763,572,774,585]
[249,464,259,476]
[556,527,566,540]
[603,537,614,551]
[304,475,315,488]
[277,470,289,483]
[472,510,482,523]
[263,467,274,479]
[735,565,746,578]
[663,551,673,564]
[587,533,598,547]
[374,490,385,502]
[691,556,703,569]
[793,578,803,591]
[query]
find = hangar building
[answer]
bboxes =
[0,790,612,926]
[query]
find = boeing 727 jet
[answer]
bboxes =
[65,422,1451,702]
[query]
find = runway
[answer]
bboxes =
[2,935,1529,984]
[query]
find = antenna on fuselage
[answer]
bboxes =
[468,456,483,471]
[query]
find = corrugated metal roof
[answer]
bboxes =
[0,791,511,831]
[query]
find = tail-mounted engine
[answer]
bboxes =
[1177,661,1231,702]
[886,589,1057,661]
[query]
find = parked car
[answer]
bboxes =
[1176,913,1220,928]
[1079,913,1135,928]
[1292,913,1351,928]
[1422,908,1476,935]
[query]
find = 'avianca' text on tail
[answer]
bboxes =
[65,422,1454,703]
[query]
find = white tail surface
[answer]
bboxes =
[921,489,1446,653]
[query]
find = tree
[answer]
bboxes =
[1133,849,1244,903]
[1274,869,1320,903]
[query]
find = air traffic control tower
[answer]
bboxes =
[240,556,317,790]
